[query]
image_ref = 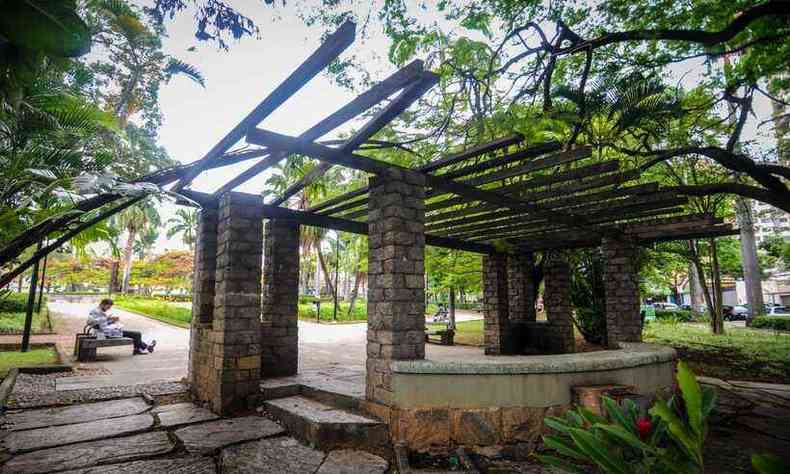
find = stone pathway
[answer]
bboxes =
[0,397,389,474]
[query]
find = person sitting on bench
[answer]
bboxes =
[88,298,156,355]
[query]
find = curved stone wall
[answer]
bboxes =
[385,343,676,451]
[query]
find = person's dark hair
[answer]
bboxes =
[100,298,114,306]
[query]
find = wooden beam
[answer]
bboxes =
[451,196,688,240]
[213,60,426,197]
[419,134,524,173]
[455,146,592,187]
[423,161,623,212]
[180,189,494,253]
[267,70,439,206]
[249,129,620,238]
[172,20,356,192]
[308,140,562,214]
[426,183,659,225]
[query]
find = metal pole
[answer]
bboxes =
[333,235,339,321]
[36,251,48,313]
[21,241,43,352]
[449,287,456,330]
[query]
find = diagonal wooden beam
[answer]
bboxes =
[247,129,621,238]
[267,70,439,206]
[172,20,356,192]
[180,189,494,254]
[307,136,552,213]
[213,59,427,196]
[419,134,525,173]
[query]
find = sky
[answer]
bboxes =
[144,1,779,253]
[151,2,388,251]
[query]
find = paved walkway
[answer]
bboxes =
[0,398,389,473]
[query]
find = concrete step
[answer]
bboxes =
[263,395,390,457]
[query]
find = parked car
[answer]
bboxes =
[767,306,790,316]
[653,302,679,311]
[722,305,750,321]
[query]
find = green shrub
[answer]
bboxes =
[655,309,693,322]
[572,307,607,345]
[538,361,715,473]
[0,293,29,312]
[751,317,790,332]
[298,295,319,305]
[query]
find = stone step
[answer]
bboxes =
[263,395,390,457]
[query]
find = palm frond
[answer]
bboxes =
[165,59,205,87]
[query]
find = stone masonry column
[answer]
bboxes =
[543,253,575,353]
[203,192,264,415]
[602,237,642,348]
[366,168,426,406]
[508,252,536,322]
[189,203,218,400]
[261,219,300,377]
[483,252,511,355]
[507,252,536,354]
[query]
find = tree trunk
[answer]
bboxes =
[736,197,765,322]
[317,247,334,297]
[689,261,704,313]
[347,269,362,318]
[688,240,718,333]
[121,225,137,293]
[21,241,42,352]
[709,238,725,335]
[109,260,120,294]
[449,287,456,330]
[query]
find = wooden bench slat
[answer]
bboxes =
[80,337,134,348]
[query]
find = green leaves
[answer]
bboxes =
[752,453,790,474]
[0,0,91,57]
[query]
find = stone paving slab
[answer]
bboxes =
[61,456,217,473]
[1,431,173,474]
[1,397,150,431]
[265,396,382,425]
[153,402,219,427]
[728,380,790,392]
[174,415,285,454]
[220,436,325,473]
[2,413,155,453]
[317,449,389,474]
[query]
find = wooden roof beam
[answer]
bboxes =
[173,20,356,192]
[247,129,621,238]
[266,70,439,206]
[213,60,427,197]
[180,189,494,254]
[308,139,561,214]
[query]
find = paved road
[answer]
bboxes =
[49,302,189,389]
[45,302,483,389]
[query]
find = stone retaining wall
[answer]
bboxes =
[382,343,676,452]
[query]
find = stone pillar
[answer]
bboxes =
[189,203,218,399]
[602,237,642,348]
[204,193,264,414]
[483,253,511,355]
[543,253,575,353]
[261,219,300,377]
[366,168,426,406]
[508,252,536,322]
[507,252,536,354]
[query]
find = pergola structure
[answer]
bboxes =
[175,20,736,418]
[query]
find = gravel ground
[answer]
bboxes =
[7,371,189,409]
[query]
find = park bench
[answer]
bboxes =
[425,308,455,345]
[74,325,134,362]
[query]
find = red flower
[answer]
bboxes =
[636,417,652,439]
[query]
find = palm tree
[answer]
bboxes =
[166,209,198,250]
[117,201,160,293]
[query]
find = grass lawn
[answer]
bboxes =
[644,321,790,383]
[0,348,58,377]
[0,311,52,334]
[298,302,367,323]
[427,319,484,346]
[113,296,192,328]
